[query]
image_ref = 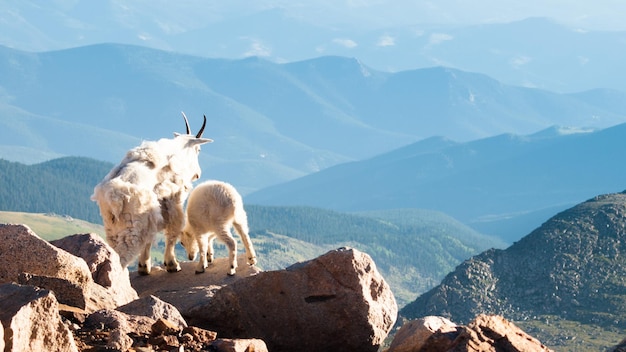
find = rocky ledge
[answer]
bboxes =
[0,223,564,351]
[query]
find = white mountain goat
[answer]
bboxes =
[91,113,212,275]
[180,180,257,275]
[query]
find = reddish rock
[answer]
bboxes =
[452,314,552,352]
[210,338,269,352]
[0,224,91,287]
[0,282,78,352]
[130,255,261,313]
[0,225,135,313]
[117,295,187,329]
[388,316,459,352]
[186,247,397,352]
[51,233,138,306]
[182,326,218,344]
[388,314,552,352]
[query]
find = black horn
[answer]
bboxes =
[181,111,191,135]
[196,115,207,138]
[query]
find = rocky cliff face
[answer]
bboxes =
[401,191,626,327]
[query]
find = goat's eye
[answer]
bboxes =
[192,174,199,181]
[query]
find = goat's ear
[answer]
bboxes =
[188,138,213,147]
[173,132,182,137]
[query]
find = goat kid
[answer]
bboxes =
[91,113,211,275]
[180,180,257,275]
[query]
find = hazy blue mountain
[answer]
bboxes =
[2,2,626,93]
[246,123,626,243]
[2,43,626,195]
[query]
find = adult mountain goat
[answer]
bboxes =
[180,180,257,275]
[91,113,212,275]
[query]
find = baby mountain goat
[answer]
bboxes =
[180,180,257,275]
[91,113,212,275]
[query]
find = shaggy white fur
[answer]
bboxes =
[180,180,257,275]
[91,113,211,275]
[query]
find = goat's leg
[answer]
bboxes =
[137,241,152,275]
[206,234,216,264]
[233,220,257,266]
[163,231,181,273]
[162,198,184,273]
[195,234,210,274]
[219,227,238,276]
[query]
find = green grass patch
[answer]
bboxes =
[0,211,104,241]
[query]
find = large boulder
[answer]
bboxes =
[388,314,552,352]
[0,224,132,313]
[51,233,138,306]
[0,224,92,287]
[0,282,78,352]
[186,247,397,352]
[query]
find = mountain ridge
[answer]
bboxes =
[246,122,626,242]
[3,43,626,195]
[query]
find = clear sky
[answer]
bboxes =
[257,0,626,31]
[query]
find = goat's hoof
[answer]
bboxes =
[165,261,181,273]
[137,263,151,276]
[195,269,205,274]
[228,266,236,276]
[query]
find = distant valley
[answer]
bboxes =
[248,123,626,242]
[1,41,626,251]
[0,155,504,307]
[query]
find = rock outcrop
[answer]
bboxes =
[129,255,261,313]
[131,247,397,352]
[0,282,78,352]
[0,224,137,313]
[183,247,397,352]
[3,221,554,351]
[51,233,138,306]
[0,224,92,288]
[388,314,552,352]
[401,192,626,327]
[0,223,402,351]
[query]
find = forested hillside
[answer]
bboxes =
[0,157,112,223]
[245,205,506,303]
[0,156,506,305]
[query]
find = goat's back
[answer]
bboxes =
[186,180,244,232]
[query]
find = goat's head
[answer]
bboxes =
[166,113,213,186]
[179,228,199,260]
